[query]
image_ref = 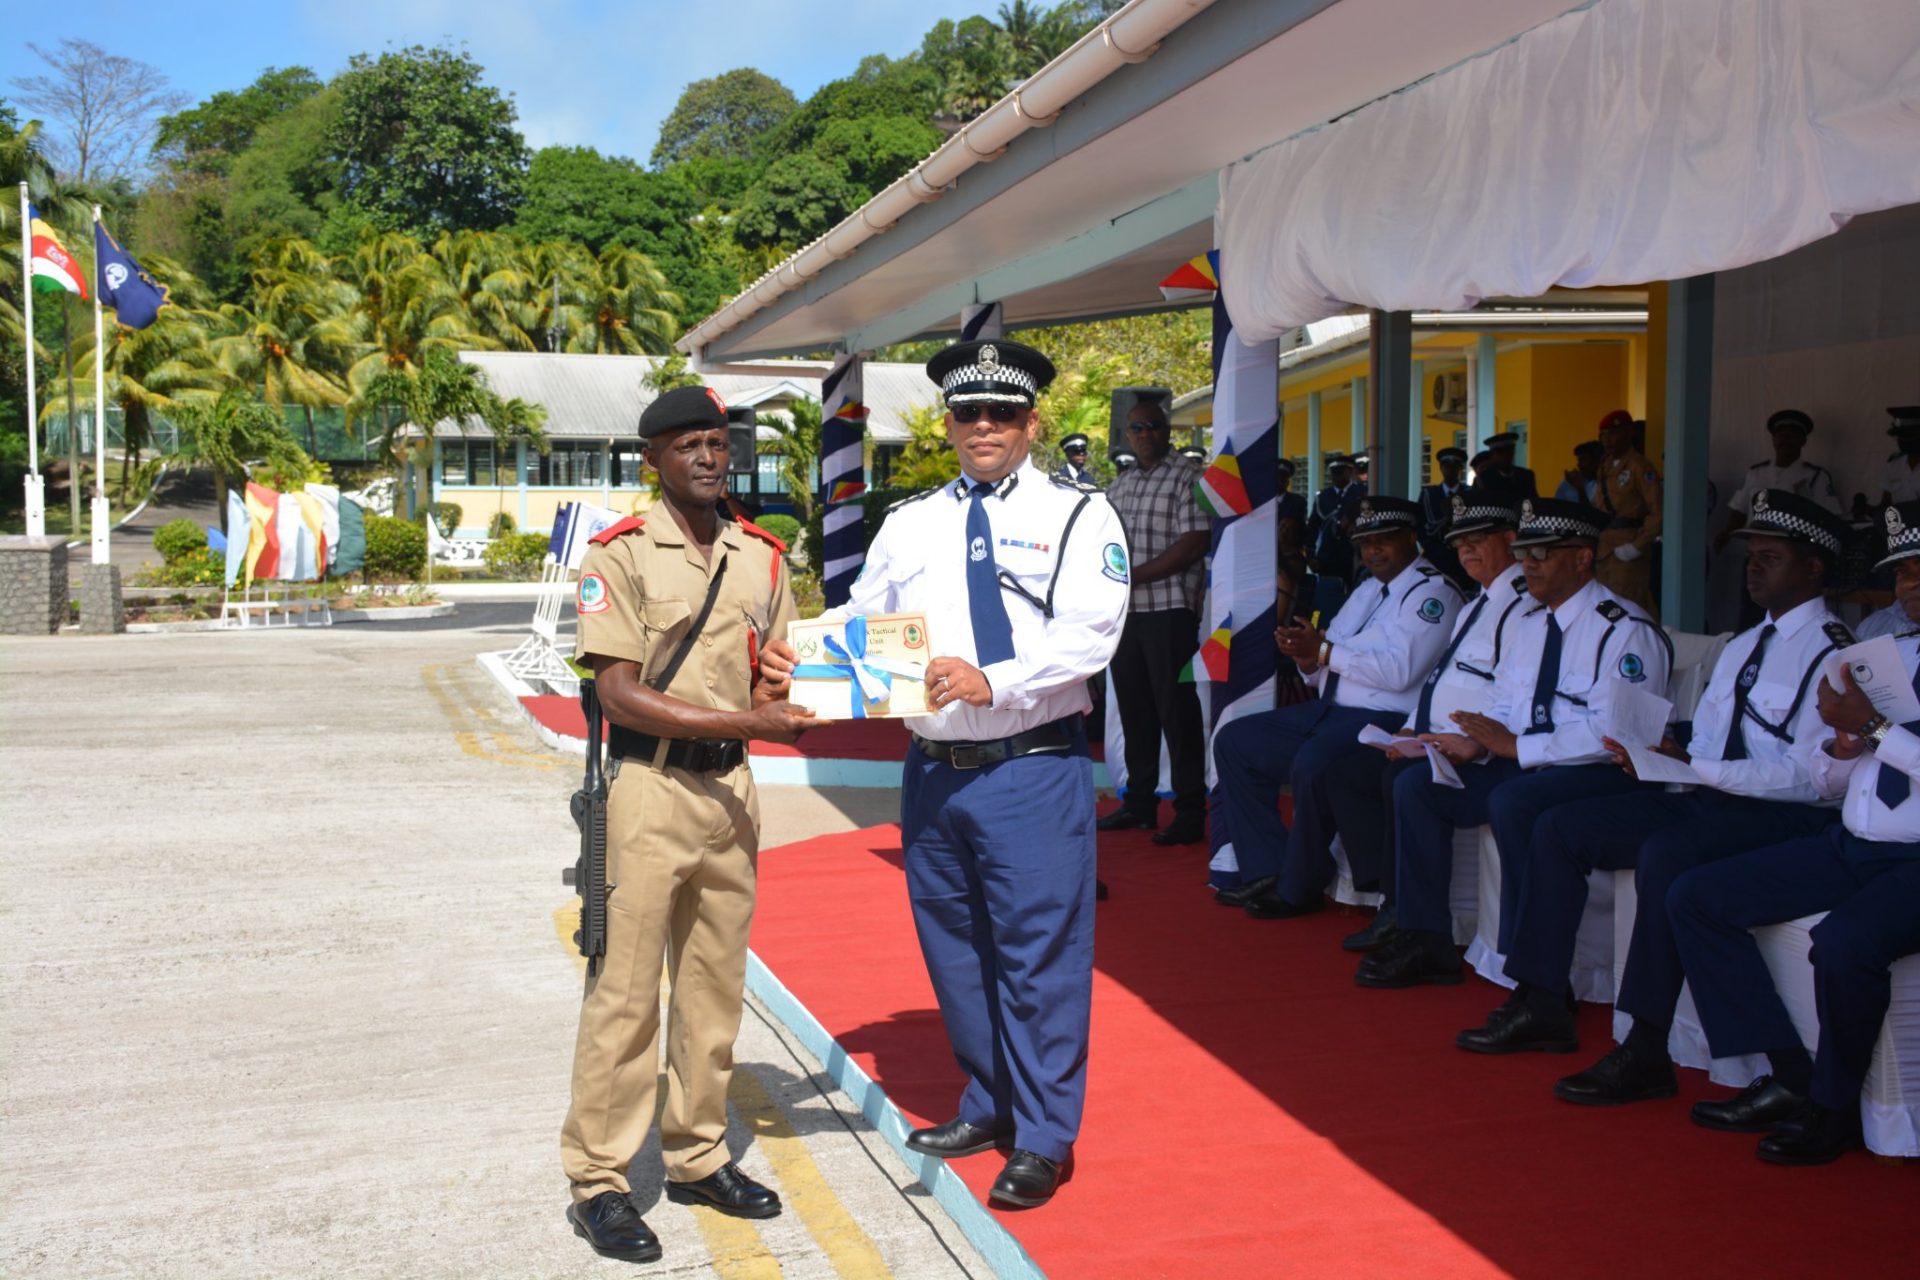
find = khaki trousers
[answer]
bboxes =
[1596,529,1657,618]
[561,757,759,1202]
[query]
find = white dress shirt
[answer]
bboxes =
[1810,631,1920,842]
[1412,569,1531,730]
[838,461,1129,743]
[1854,602,1911,642]
[1686,596,1851,804]
[1884,455,1920,505]
[1306,556,1462,714]
[1729,457,1840,515]
[1488,578,1672,769]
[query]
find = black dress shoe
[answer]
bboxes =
[1554,1041,1678,1106]
[1214,875,1276,908]
[1457,998,1578,1055]
[905,1117,1001,1159]
[1757,1103,1863,1165]
[1150,816,1207,846]
[1355,931,1463,988]
[1341,905,1398,953]
[1096,879,1109,901]
[568,1190,663,1263]
[989,1150,1065,1208]
[665,1162,782,1219]
[1691,1075,1809,1133]
[1244,891,1322,920]
[1095,807,1157,832]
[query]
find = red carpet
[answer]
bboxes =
[751,805,1915,1279]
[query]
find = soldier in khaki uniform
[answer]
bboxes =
[562,384,814,1265]
[1594,408,1663,617]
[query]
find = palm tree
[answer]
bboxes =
[169,387,310,501]
[542,243,682,355]
[213,237,353,458]
[356,346,546,521]
[432,229,542,352]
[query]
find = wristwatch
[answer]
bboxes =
[1317,639,1332,670]
[1862,714,1892,750]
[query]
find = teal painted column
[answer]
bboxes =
[1409,359,1426,493]
[516,439,528,527]
[1473,333,1497,452]
[432,440,444,490]
[1349,376,1367,454]
[1662,275,1714,630]
[1306,391,1322,489]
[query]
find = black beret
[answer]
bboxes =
[926,339,1056,406]
[1766,409,1813,435]
[641,384,729,439]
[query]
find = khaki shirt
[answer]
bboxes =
[1598,449,1663,552]
[574,514,795,715]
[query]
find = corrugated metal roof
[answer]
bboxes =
[425,351,939,444]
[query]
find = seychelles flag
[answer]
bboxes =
[1194,445,1251,518]
[828,479,867,504]
[28,205,87,298]
[94,220,170,329]
[1180,614,1234,683]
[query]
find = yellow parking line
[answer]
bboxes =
[730,1068,893,1279]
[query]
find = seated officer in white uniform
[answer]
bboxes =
[1212,497,1460,918]
[1357,498,1671,990]
[826,339,1129,1208]
[1669,500,1920,1165]
[1316,489,1529,952]
[1461,490,1851,1064]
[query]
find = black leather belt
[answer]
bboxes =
[912,716,1081,770]
[1607,517,1644,530]
[609,725,745,773]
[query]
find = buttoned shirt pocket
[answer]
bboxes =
[1745,679,1796,731]
[994,543,1057,617]
[638,597,693,682]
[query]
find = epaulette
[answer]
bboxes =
[1049,473,1099,494]
[1595,599,1628,623]
[1508,571,1527,592]
[1524,602,1548,616]
[888,487,939,511]
[1415,565,1440,576]
[588,516,645,546]
[735,517,787,555]
[1823,620,1856,649]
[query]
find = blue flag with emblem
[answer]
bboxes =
[93,221,171,330]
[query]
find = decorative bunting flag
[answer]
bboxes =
[27,205,87,298]
[1158,252,1219,304]
[1194,445,1251,518]
[244,483,281,583]
[93,220,170,329]
[334,497,367,577]
[223,491,249,587]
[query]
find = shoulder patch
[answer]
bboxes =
[1823,620,1856,648]
[588,516,645,546]
[887,487,939,512]
[1049,473,1099,493]
[577,571,611,614]
[1417,596,1446,623]
[736,517,787,554]
[1618,652,1647,682]
[1596,599,1628,623]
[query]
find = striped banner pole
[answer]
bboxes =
[819,352,868,606]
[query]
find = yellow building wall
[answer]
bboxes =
[1523,343,1631,479]
[442,485,655,535]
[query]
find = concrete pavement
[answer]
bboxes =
[0,620,977,1279]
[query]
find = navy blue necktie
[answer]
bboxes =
[965,482,1016,667]
[1720,624,1774,762]
[1526,613,1563,735]
[1322,582,1389,705]
[1415,592,1486,734]
[1873,659,1920,808]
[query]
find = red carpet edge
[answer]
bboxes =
[744,951,1046,1280]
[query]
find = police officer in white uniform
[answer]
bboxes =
[1714,410,1840,554]
[823,338,1129,1208]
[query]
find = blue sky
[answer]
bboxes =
[0,0,987,165]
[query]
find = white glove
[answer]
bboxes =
[1612,543,1642,563]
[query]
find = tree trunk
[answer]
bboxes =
[304,405,318,457]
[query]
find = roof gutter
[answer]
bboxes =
[679,0,1218,359]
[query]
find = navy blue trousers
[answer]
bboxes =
[1393,761,1644,939]
[1670,827,1920,1110]
[1214,701,1405,885]
[1505,791,1835,997]
[1318,753,1420,900]
[900,728,1096,1162]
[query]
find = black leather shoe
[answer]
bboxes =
[1691,1075,1809,1133]
[905,1117,1001,1159]
[1095,807,1157,832]
[1457,998,1578,1055]
[568,1190,663,1263]
[989,1150,1065,1208]
[1214,875,1276,908]
[1355,932,1463,988]
[1757,1103,1863,1165]
[1554,1041,1678,1106]
[1151,816,1207,846]
[1341,905,1398,953]
[1095,879,1109,901]
[665,1162,782,1219]
[1244,891,1322,920]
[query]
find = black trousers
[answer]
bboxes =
[1320,754,1421,899]
[1109,607,1206,820]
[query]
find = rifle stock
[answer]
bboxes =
[564,677,608,972]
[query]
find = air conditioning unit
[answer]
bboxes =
[1431,370,1468,417]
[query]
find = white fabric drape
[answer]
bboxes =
[1216,0,1920,341]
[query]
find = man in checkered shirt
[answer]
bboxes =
[1098,399,1210,845]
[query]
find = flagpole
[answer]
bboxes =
[91,203,109,566]
[19,183,44,537]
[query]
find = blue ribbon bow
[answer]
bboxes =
[793,615,898,719]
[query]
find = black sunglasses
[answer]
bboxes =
[951,403,1026,424]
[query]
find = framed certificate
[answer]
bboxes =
[787,613,934,719]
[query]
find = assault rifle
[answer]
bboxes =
[562,677,607,973]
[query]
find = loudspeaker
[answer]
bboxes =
[725,407,756,481]
[1108,386,1173,461]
